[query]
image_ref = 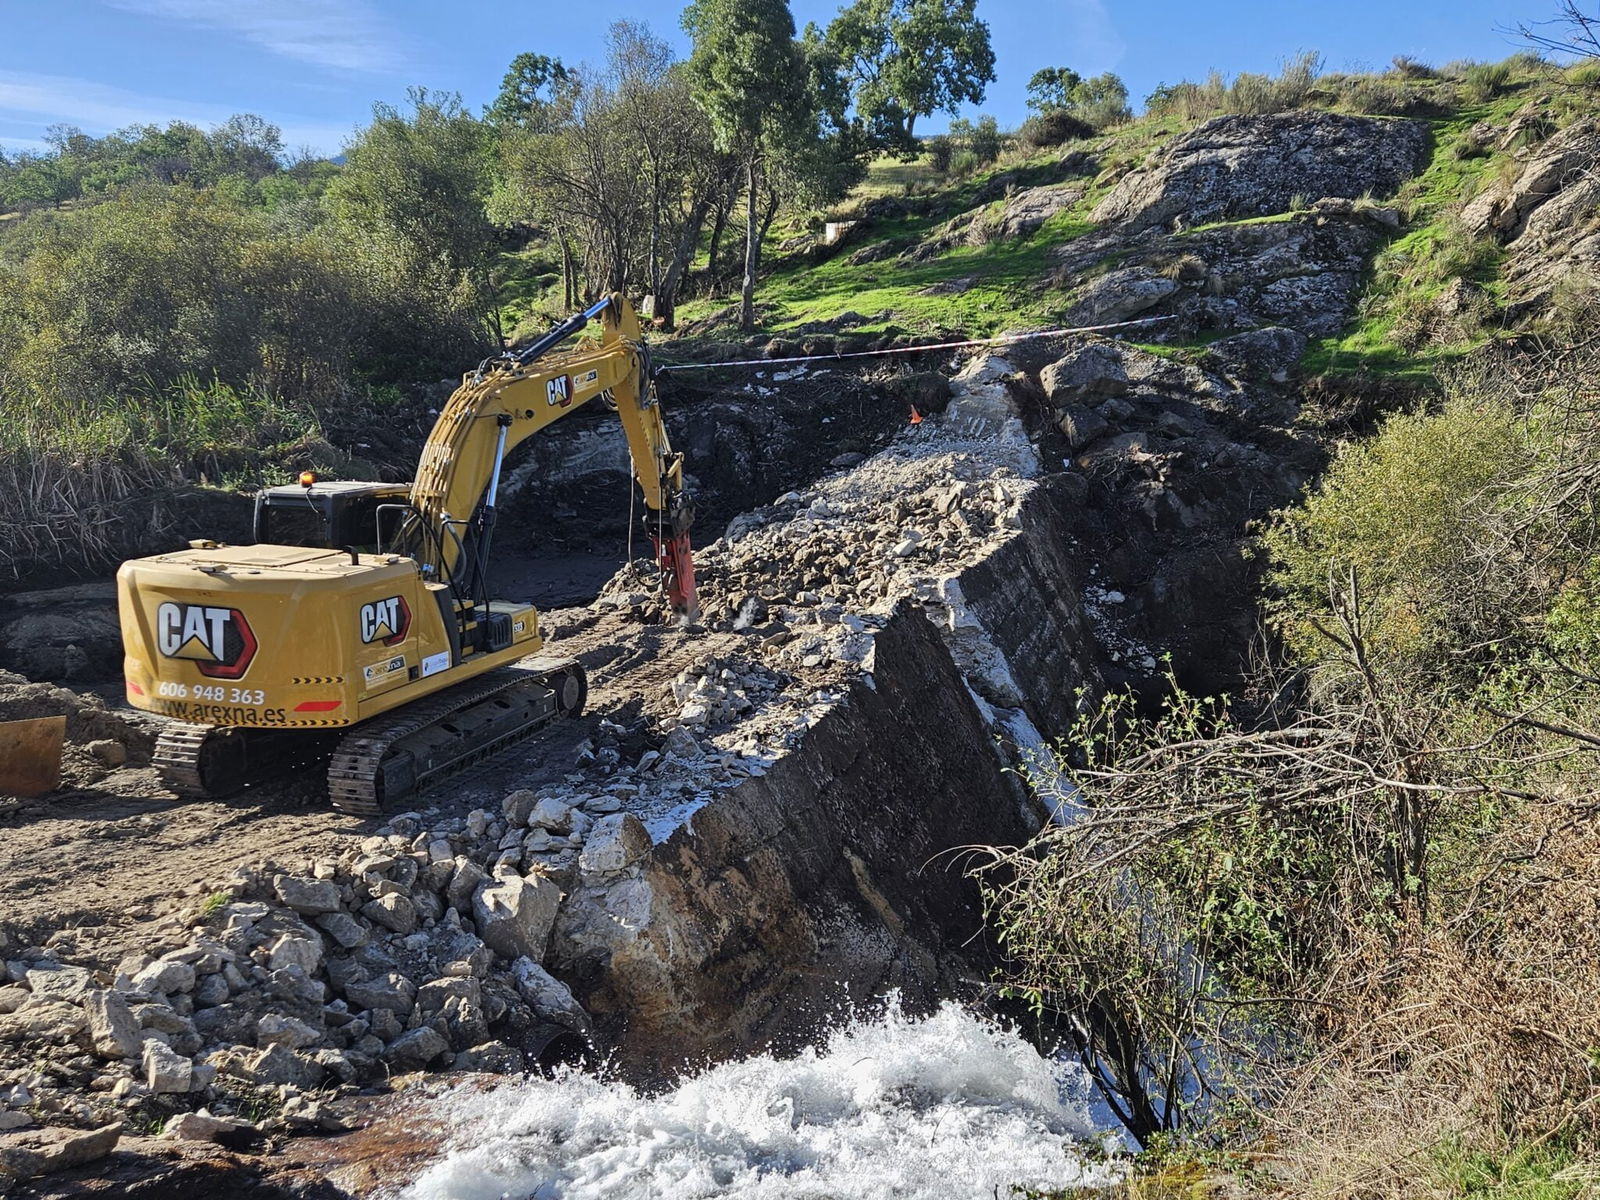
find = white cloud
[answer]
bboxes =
[0,72,232,132]
[0,72,355,156]
[105,0,404,73]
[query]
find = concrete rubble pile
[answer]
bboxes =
[0,807,599,1144]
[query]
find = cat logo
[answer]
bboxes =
[359,595,411,645]
[156,603,257,679]
[546,375,572,408]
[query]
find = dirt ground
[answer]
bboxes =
[0,599,749,968]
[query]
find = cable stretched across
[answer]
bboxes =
[652,315,1177,375]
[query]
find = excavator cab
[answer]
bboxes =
[253,481,411,554]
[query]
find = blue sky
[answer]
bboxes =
[0,0,1569,157]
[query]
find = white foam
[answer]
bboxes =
[398,1001,1119,1200]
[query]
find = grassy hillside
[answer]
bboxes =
[667,53,1589,390]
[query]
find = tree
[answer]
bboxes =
[485,52,570,129]
[329,89,496,355]
[684,0,813,330]
[1025,67,1131,127]
[823,0,995,151]
[1026,66,1083,112]
[208,113,284,182]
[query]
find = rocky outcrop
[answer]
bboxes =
[1093,111,1429,233]
[1052,202,1400,340]
[1025,336,1322,692]
[498,369,909,554]
[907,183,1084,260]
[1461,116,1600,317]
[0,584,124,681]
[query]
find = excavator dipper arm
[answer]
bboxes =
[408,293,696,618]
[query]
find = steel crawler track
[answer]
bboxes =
[152,656,586,815]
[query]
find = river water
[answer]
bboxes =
[396,1000,1120,1199]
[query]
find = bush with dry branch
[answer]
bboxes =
[981,333,1600,1189]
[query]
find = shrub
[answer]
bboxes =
[926,134,953,173]
[1145,52,1322,123]
[1265,388,1533,673]
[1337,75,1429,116]
[1564,58,1600,88]
[1018,109,1096,149]
[968,115,1002,165]
[1463,60,1514,102]
[1391,55,1439,80]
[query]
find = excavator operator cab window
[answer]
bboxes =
[253,486,400,555]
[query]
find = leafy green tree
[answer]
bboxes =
[1072,72,1132,126]
[1026,66,1083,112]
[208,113,284,181]
[684,0,813,330]
[1026,67,1131,127]
[329,89,496,350]
[823,0,995,151]
[484,52,570,130]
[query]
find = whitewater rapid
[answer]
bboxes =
[397,1000,1120,1199]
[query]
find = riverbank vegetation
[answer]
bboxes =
[984,332,1600,1200]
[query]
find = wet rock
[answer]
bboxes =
[511,959,592,1034]
[473,873,561,963]
[453,1040,524,1073]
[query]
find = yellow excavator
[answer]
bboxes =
[117,295,696,815]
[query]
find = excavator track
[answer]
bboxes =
[153,723,337,799]
[326,656,587,817]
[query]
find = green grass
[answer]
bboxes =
[856,152,941,197]
[494,244,563,342]
[1429,1138,1596,1199]
[676,151,1108,339]
[1292,86,1538,381]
